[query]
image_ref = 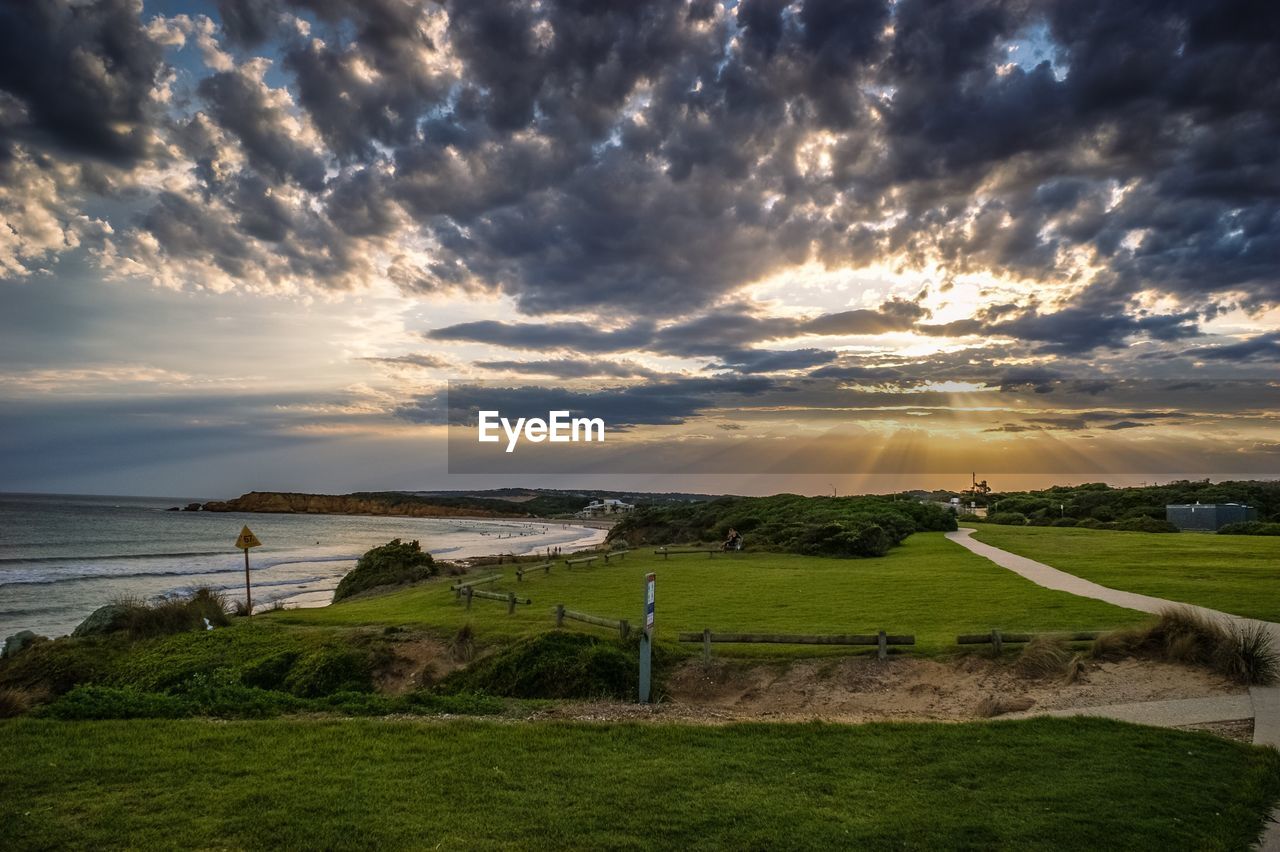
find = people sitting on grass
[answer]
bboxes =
[723,528,743,551]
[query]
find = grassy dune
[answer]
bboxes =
[2,716,1277,850]
[268,532,1145,654]
[970,526,1280,622]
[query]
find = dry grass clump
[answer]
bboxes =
[114,587,231,638]
[448,624,476,663]
[1015,636,1087,684]
[1091,608,1278,685]
[976,695,1036,718]
[0,686,41,718]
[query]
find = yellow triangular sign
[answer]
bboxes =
[235,525,263,549]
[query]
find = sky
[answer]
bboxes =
[0,0,1278,498]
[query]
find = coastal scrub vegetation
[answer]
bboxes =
[332,538,436,602]
[2,717,1278,850]
[607,494,957,556]
[960,479,1280,527]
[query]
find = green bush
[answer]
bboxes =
[607,494,956,559]
[989,512,1028,526]
[1218,522,1280,536]
[1050,517,1078,527]
[334,539,436,602]
[1075,517,1106,529]
[283,647,376,697]
[40,685,189,720]
[440,631,635,700]
[1115,517,1179,533]
[238,650,302,690]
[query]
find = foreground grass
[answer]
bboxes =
[970,526,1280,623]
[267,533,1143,654]
[2,716,1276,850]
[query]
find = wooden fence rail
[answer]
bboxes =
[956,629,1100,653]
[555,604,631,640]
[516,562,554,581]
[603,550,628,563]
[678,629,914,661]
[459,586,531,614]
[451,574,502,595]
[564,556,598,569]
[654,547,727,559]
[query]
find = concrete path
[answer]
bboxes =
[946,528,1280,648]
[946,528,1280,849]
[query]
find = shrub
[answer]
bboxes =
[1050,518,1078,527]
[1075,517,1106,529]
[1114,517,1179,533]
[449,624,476,663]
[795,522,894,557]
[40,685,189,720]
[333,539,436,602]
[440,631,634,700]
[238,651,301,690]
[1218,522,1280,536]
[606,493,956,558]
[988,512,1028,526]
[283,647,375,697]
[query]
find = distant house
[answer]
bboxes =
[576,498,635,518]
[930,497,986,517]
[1165,502,1257,531]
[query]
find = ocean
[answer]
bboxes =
[0,493,606,639]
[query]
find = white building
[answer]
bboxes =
[576,498,635,518]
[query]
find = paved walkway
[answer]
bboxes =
[947,528,1280,849]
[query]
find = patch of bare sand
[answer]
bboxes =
[528,656,1244,725]
[376,634,467,693]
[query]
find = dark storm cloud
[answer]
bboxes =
[402,375,779,428]
[197,69,327,191]
[361,353,453,369]
[2,0,1279,360]
[0,0,164,164]
[1188,332,1280,362]
[473,359,660,379]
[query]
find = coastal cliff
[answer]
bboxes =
[201,491,531,518]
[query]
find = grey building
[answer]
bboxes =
[1165,502,1258,531]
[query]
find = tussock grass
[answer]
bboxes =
[448,624,475,663]
[1015,636,1087,684]
[0,686,39,718]
[113,587,230,638]
[1093,609,1278,685]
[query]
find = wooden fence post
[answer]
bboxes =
[555,604,565,627]
[619,620,631,641]
[507,592,517,615]
[465,586,474,611]
[991,628,1003,655]
[877,629,888,660]
[702,628,712,663]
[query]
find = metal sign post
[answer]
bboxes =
[234,525,263,616]
[639,572,655,703]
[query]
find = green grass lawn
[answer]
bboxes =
[268,533,1144,654]
[2,716,1276,850]
[969,526,1280,623]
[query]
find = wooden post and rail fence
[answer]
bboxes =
[679,630,914,661]
[554,604,632,640]
[956,629,1100,654]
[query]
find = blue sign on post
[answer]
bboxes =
[639,572,655,703]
